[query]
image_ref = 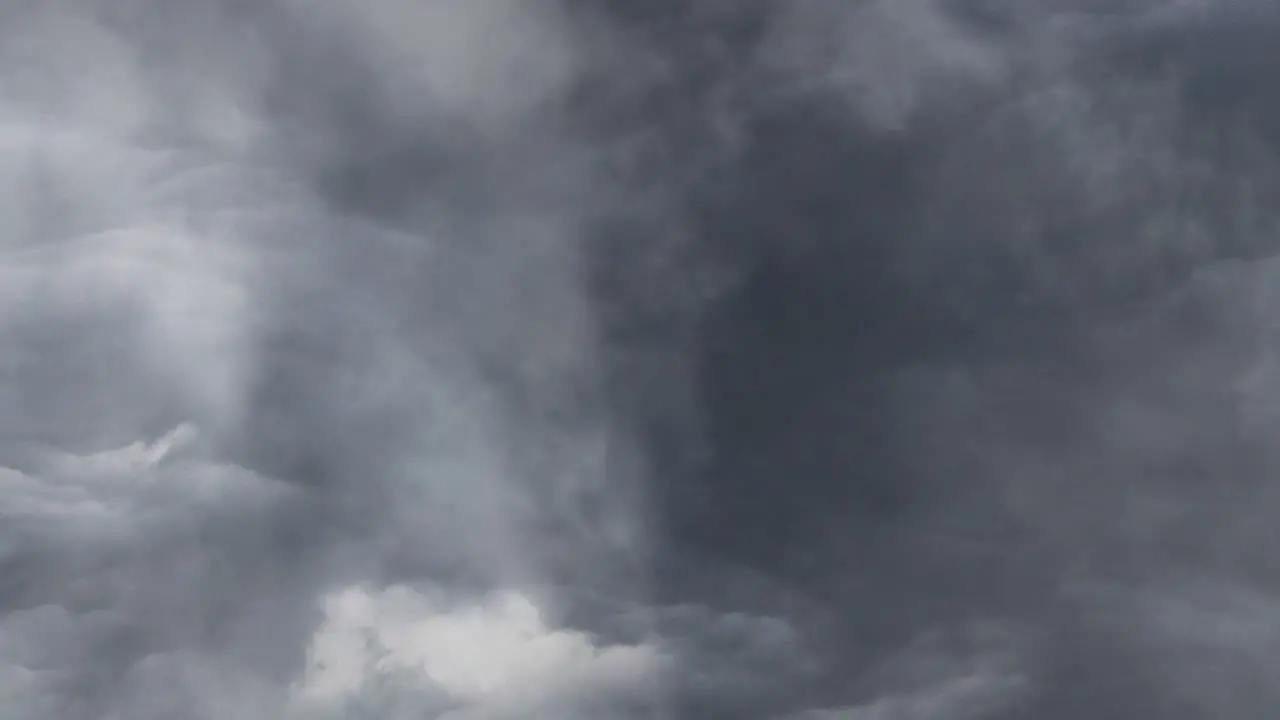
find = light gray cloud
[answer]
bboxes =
[0,2,642,717]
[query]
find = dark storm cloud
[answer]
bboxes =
[3,1,1280,718]
[590,1,1280,717]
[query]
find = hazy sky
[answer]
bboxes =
[3,1,1280,718]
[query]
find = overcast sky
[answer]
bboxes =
[3,1,1280,718]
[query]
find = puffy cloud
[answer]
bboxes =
[293,585,666,719]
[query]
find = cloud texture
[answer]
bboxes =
[4,1,1280,718]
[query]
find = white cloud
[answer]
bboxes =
[293,585,667,719]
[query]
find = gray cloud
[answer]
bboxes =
[5,1,1280,718]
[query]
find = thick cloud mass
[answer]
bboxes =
[3,1,1280,718]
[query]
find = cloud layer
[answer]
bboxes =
[4,1,1280,718]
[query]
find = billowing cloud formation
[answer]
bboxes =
[1,3,665,718]
[6,0,1280,718]
[0,426,293,719]
[295,586,664,719]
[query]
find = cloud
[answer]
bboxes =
[0,2,651,718]
[293,585,666,719]
[8,0,1280,718]
[0,426,298,719]
[286,0,579,134]
[758,0,1010,131]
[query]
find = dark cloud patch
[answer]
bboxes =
[581,1,1280,715]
